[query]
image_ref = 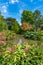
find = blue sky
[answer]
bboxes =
[0,0,43,24]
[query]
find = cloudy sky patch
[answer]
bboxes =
[0,0,43,23]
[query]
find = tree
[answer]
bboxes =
[34,9,41,31]
[39,16,43,30]
[21,22,33,31]
[0,12,8,31]
[6,17,12,30]
[21,10,34,25]
[6,17,20,33]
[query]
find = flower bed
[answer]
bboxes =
[0,31,16,41]
[0,43,43,65]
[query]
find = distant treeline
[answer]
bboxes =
[0,9,43,33]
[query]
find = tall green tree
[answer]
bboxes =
[6,17,20,33]
[39,16,43,30]
[0,12,8,31]
[21,10,34,25]
[34,9,41,31]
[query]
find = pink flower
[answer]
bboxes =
[0,32,6,41]
[0,41,6,46]
[6,47,14,54]
[24,47,30,53]
[0,36,6,41]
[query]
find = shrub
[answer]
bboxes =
[0,21,8,31]
[0,44,43,65]
[21,22,33,31]
[11,22,20,33]
[6,18,21,33]
[23,31,41,40]
[40,25,43,30]
[5,30,16,40]
[0,31,16,41]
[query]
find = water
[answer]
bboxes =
[18,39,23,45]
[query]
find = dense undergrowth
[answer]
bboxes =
[0,44,43,65]
[0,10,43,65]
[0,31,43,65]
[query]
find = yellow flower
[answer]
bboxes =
[14,56,17,62]
[23,53,26,57]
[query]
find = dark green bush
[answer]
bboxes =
[40,25,43,30]
[23,31,41,40]
[6,18,21,33]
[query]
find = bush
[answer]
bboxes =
[0,44,43,65]
[40,25,43,30]
[11,22,20,33]
[0,31,16,41]
[0,21,8,31]
[6,18,21,33]
[23,31,41,40]
[5,30,16,40]
[21,22,33,31]
[0,14,8,31]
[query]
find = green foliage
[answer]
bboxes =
[0,44,43,65]
[6,17,20,33]
[34,9,41,20]
[40,25,43,30]
[0,13,8,31]
[0,30,16,41]
[23,31,41,40]
[11,21,20,33]
[4,30,16,40]
[0,10,43,65]
[0,21,8,31]
[21,10,43,31]
[21,10,35,25]
[34,10,42,31]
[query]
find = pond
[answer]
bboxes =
[18,39,23,45]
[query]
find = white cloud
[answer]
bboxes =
[18,2,28,14]
[10,0,19,4]
[19,9,23,15]
[0,2,9,13]
[1,5,7,13]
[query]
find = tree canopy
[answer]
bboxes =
[21,10,35,25]
[0,13,8,31]
[6,17,20,33]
